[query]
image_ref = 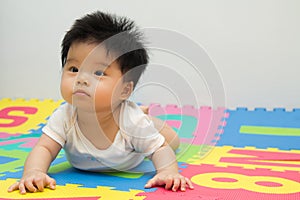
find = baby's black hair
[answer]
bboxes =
[61,11,148,87]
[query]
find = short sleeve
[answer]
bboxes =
[130,128,165,157]
[120,101,165,157]
[42,103,71,147]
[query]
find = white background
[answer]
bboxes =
[1,0,299,109]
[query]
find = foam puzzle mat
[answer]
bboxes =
[0,98,300,200]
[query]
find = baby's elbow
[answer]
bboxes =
[169,135,180,152]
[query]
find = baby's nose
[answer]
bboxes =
[76,73,90,86]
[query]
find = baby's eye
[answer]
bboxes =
[94,70,104,76]
[69,66,79,73]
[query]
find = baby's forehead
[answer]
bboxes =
[69,41,118,64]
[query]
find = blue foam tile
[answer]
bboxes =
[236,107,248,111]
[217,108,300,150]
[273,108,286,112]
[254,108,267,111]
[48,158,187,192]
[0,156,18,165]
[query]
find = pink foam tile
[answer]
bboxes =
[0,137,38,148]
[138,163,300,200]
[149,104,228,146]
[164,105,181,115]
[137,188,220,200]
[181,107,227,145]
[0,132,21,139]
[0,198,100,200]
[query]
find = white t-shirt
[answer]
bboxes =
[42,100,165,172]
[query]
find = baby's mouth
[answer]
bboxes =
[73,89,91,97]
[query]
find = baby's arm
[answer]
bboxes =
[145,143,194,192]
[140,105,180,151]
[8,134,61,194]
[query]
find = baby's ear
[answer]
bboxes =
[120,81,134,100]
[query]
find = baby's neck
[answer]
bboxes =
[76,105,121,150]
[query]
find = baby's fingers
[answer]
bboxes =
[7,182,20,193]
[185,177,194,190]
[19,180,29,194]
[45,176,56,190]
[171,176,186,192]
[145,176,165,188]
[171,178,180,191]
[7,181,28,194]
[23,179,38,193]
[144,178,155,188]
[35,178,45,192]
[172,177,194,192]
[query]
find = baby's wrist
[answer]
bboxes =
[156,166,178,175]
[23,168,46,176]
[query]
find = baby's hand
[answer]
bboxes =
[139,105,149,114]
[7,170,56,194]
[144,171,194,192]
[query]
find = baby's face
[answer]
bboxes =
[60,41,127,112]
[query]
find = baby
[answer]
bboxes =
[8,11,193,194]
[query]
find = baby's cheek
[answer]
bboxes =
[93,85,121,111]
[60,79,73,104]
[94,87,112,104]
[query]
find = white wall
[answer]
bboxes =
[1,0,299,109]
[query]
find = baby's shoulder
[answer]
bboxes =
[119,101,156,138]
[120,101,150,125]
[53,102,74,117]
[121,101,144,118]
[47,102,75,126]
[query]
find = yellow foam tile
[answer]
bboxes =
[0,179,145,200]
[188,146,300,172]
[0,98,64,134]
